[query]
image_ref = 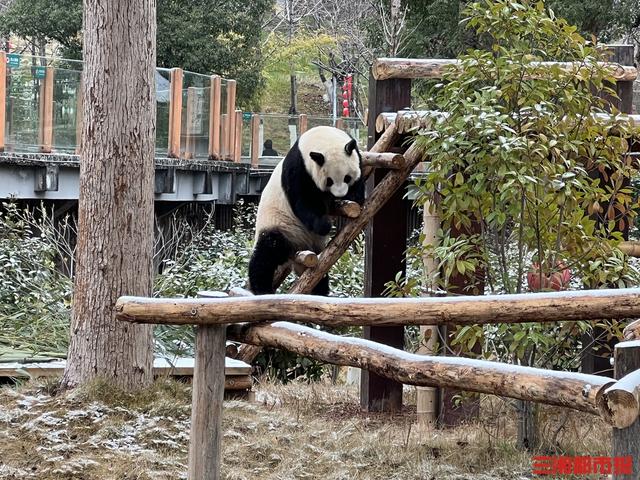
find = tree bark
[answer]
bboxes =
[62,0,156,390]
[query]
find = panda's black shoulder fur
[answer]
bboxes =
[281,139,334,236]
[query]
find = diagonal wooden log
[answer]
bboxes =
[117,287,640,327]
[226,320,622,420]
[330,200,361,219]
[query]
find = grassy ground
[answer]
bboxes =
[0,377,611,479]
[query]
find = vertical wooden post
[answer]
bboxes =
[167,68,183,158]
[612,340,640,480]
[250,113,260,167]
[298,113,308,135]
[336,117,344,130]
[39,66,54,153]
[208,75,221,160]
[185,86,196,159]
[225,80,236,160]
[360,74,411,413]
[234,109,242,163]
[0,52,6,152]
[188,292,226,480]
[75,82,83,155]
[417,200,439,428]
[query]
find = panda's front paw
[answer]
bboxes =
[314,218,332,236]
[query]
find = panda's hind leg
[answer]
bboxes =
[311,274,330,296]
[249,229,295,295]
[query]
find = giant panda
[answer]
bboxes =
[248,126,365,295]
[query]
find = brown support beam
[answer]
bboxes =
[188,292,226,480]
[168,68,183,158]
[361,74,411,413]
[208,75,221,160]
[39,66,54,153]
[250,113,260,167]
[299,113,308,134]
[0,52,6,152]
[611,341,640,479]
[225,80,236,161]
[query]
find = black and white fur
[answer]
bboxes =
[248,126,365,295]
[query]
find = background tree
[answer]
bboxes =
[61,0,157,389]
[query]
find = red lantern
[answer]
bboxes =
[342,107,349,116]
[342,99,349,108]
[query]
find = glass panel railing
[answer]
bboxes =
[155,67,172,157]
[181,71,210,159]
[260,113,295,158]
[52,68,82,153]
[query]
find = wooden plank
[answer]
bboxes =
[227,321,617,418]
[187,324,225,480]
[611,341,640,479]
[208,75,221,160]
[40,66,54,153]
[371,57,638,81]
[0,52,5,152]
[234,109,242,163]
[168,68,183,158]
[250,113,260,167]
[225,80,236,160]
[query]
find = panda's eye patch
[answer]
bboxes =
[344,175,352,184]
[326,178,334,188]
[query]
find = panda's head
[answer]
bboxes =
[298,126,362,198]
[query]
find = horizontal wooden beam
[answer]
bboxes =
[116,287,640,327]
[361,151,405,169]
[372,58,638,81]
[294,250,318,268]
[226,320,616,419]
[620,241,640,257]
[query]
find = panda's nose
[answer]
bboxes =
[330,183,349,198]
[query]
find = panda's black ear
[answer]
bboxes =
[345,139,357,155]
[309,152,325,167]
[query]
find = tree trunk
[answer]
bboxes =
[61,0,156,390]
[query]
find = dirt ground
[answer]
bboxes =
[0,377,612,479]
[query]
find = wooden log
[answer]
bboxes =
[224,375,252,391]
[362,122,399,179]
[0,52,5,152]
[620,241,640,257]
[208,75,221,160]
[295,250,318,268]
[371,58,638,81]
[40,66,54,153]
[188,292,226,480]
[361,151,405,170]
[250,113,260,167]
[599,363,640,428]
[330,200,361,218]
[117,287,640,328]
[168,68,183,158]
[624,319,640,341]
[375,112,396,133]
[611,341,640,479]
[226,321,616,418]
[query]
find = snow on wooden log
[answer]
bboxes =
[624,319,640,341]
[115,287,640,327]
[598,359,640,428]
[361,151,405,170]
[290,142,425,295]
[330,200,361,218]
[371,58,638,81]
[226,320,616,418]
[362,122,399,179]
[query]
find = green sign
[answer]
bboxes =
[33,66,46,79]
[7,53,20,69]
[243,112,252,121]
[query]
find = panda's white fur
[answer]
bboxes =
[249,126,364,295]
